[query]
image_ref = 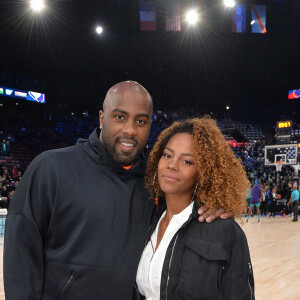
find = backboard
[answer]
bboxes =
[264,144,298,166]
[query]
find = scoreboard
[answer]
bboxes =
[276,121,292,138]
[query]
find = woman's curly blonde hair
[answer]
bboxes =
[145,116,250,217]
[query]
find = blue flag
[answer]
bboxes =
[251,5,267,34]
[232,5,246,33]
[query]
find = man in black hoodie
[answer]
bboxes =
[284,181,293,215]
[4,81,230,299]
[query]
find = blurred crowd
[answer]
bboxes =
[0,163,22,209]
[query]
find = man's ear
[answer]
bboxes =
[99,110,104,128]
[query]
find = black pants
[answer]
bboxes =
[270,202,277,216]
[260,202,267,215]
[292,201,299,221]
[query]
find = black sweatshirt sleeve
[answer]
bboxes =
[4,153,56,299]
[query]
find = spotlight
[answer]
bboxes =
[30,0,45,12]
[224,0,235,8]
[96,26,103,35]
[251,20,255,25]
[226,106,230,110]
[185,9,199,26]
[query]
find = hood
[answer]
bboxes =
[76,127,148,179]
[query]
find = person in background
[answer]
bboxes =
[1,139,6,155]
[284,181,293,217]
[247,180,261,222]
[0,174,7,189]
[5,140,11,156]
[260,186,267,216]
[0,185,9,209]
[286,184,299,222]
[244,186,251,216]
[11,166,18,181]
[265,185,273,215]
[269,187,277,217]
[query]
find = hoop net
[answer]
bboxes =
[274,161,283,172]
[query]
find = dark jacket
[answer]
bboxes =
[265,190,272,201]
[135,201,255,300]
[284,187,292,202]
[4,128,154,299]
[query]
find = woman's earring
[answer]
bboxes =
[192,182,199,201]
[153,172,159,210]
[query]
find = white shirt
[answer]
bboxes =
[136,202,194,300]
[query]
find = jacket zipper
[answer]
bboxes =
[59,271,76,299]
[218,265,225,300]
[248,262,253,299]
[165,234,178,300]
[164,210,198,299]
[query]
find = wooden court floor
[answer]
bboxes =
[0,215,299,299]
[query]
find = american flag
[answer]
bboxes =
[140,2,156,31]
[165,2,181,31]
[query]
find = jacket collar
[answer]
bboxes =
[147,199,202,242]
[154,199,201,221]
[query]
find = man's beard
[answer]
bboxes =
[101,132,144,166]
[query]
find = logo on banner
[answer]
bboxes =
[27,91,45,103]
[292,90,300,98]
[288,89,300,99]
[5,89,13,96]
[15,91,28,98]
[293,90,300,98]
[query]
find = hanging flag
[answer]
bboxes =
[165,2,181,31]
[139,2,156,31]
[232,5,246,33]
[251,5,267,34]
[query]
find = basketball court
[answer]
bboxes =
[239,216,300,300]
[0,216,299,299]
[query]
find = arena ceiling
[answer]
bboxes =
[0,0,299,121]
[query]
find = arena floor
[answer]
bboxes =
[0,215,299,299]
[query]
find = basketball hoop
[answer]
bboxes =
[274,161,283,172]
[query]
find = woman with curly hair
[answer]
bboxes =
[135,117,254,300]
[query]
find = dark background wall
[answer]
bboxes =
[0,0,299,126]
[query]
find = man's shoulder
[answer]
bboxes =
[292,189,300,196]
[29,145,80,169]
